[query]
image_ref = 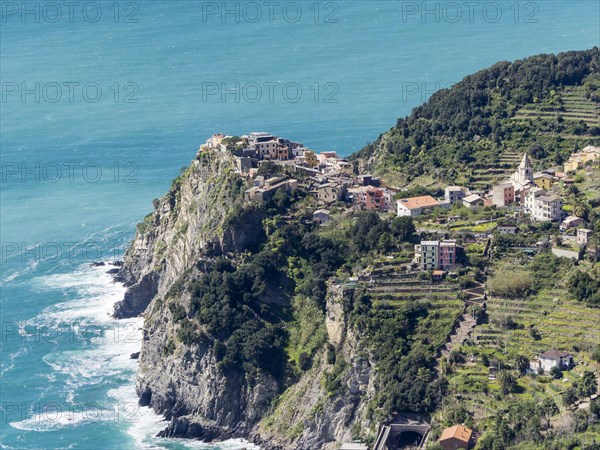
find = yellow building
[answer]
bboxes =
[534,173,555,190]
[564,145,600,172]
[304,150,318,168]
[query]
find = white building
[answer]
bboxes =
[313,209,331,225]
[462,194,483,209]
[532,350,573,372]
[577,228,593,245]
[397,195,441,217]
[560,215,584,232]
[525,188,563,222]
[510,153,534,187]
[497,223,518,234]
[291,146,306,158]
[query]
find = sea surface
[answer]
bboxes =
[1,1,599,448]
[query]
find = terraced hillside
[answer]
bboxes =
[354,49,600,184]
[513,82,600,138]
[363,256,464,352]
[444,253,600,428]
[474,289,600,356]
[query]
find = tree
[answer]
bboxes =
[498,370,516,395]
[562,386,578,407]
[529,325,542,341]
[591,397,600,418]
[515,355,530,375]
[539,397,559,428]
[568,270,600,306]
[257,161,282,177]
[390,216,416,242]
[592,345,600,363]
[550,366,563,380]
[577,371,598,401]
[481,354,490,367]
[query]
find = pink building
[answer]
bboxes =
[492,183,515,207]
[365,187,385,210]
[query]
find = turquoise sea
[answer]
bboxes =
[1,1,599,448]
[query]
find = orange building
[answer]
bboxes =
[439,425,472,450]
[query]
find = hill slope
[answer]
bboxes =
[352,48,600,186]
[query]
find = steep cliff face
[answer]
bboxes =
[114,149,376,448]
[136,266,280,442]
[137,268,375,449]
[113,151,263,318]
[255,285,376,450]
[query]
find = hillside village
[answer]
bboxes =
[201,132,599,265]
[197,131,600,449]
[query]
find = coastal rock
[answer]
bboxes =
[113,151,264,319]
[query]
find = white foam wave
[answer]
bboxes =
[10,408,117,432]
[22,265,126,335]
[16,264,259,449]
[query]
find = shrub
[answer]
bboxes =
[550,366,563,380]
[488,268,534,298]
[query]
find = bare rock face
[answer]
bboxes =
[135,281,280,442]
[254,286,377,450]
[113,151,264,318]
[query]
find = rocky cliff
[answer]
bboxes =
[253,285,376,450]
[113,150,263,318]
[113,150,376,449]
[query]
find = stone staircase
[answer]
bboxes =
[439,313,477,359]
[435,281,486,372]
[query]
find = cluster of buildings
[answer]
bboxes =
[436,154,566,222]
[205,134,596,258]
[202,131,354,177]
[243,175,298,203]
[563,145,600,172]
[205,132,399,214]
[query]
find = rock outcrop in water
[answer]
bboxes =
[113,150,375,449]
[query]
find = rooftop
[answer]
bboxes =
[537,195,561,203]
[463,194,482,203]
[397,195,440,210]
[539,349,572,359]
[519,153,533,169]
[440,425,473,443]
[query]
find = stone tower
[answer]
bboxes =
[517,153,533,184]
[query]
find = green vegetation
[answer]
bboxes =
[353,48,600,184]
[444,250,600,449]
[145,49,600,448]
[568,268,600,306]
